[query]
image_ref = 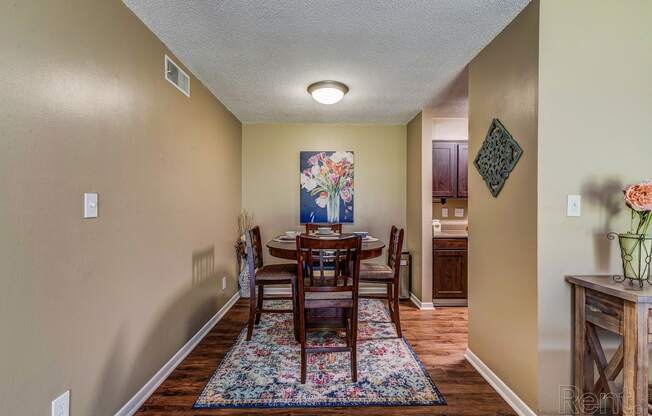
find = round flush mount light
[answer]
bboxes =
[307,80,349,105]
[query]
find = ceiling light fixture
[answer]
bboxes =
[307,80,349,105]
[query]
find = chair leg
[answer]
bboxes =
[300,345,307,384]
[345,308,351,347]
[246,289,256,341]
[254,284,263,324]
[392,282,403,338]
[291,280,300,342]
[351,306,358,383]
[386,283,394,315]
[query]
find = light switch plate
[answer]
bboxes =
[222,276,227,291]
[84,193,98,218]
[567,195,581,217]
[52,390,70,416]
[441,208,449,218]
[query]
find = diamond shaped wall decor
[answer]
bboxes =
[473,118,523,198]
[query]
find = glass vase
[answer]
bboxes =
[609,232,652,288]
[326,193,340,223]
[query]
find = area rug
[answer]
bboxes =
[193,299,446,409]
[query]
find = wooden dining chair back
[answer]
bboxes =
[304,223,343,234]
[295,234,362,383]
[359,226,405,337]
[244,226,298,341]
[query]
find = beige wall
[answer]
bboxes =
[407,114,425,299]
[0,1,241,415]
[432,118,468,142]
[432,199,468,221]
[537,1,652,412]
[468,1,539,409]
[406,111,434,303]
[242,123,406,265]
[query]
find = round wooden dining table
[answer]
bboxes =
[266,235,385,260]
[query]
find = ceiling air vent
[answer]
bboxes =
[164,55,190,97]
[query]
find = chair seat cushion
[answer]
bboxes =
[305,290,353,300]
[359,262,394,281]
[255,263,297,283]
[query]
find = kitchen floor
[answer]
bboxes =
[136,300,514,415]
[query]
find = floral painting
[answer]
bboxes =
[300,151,354,223]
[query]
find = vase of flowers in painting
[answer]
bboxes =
[610,181,652,289]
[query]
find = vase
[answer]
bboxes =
[610,232,652,287]
[326,193,340,223]
[238,261,250,298]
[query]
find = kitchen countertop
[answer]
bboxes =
[433,232,468,239]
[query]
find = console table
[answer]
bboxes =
[566,275,651,416]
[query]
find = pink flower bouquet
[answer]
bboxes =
[624,181,652,235]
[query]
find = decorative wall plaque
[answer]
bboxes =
[473,118,523,197]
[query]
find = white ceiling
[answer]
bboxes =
[123,0,528,124]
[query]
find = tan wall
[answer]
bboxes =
[537,1,652,412]
[242,123,406,265]
[406,113,425,299]
[432,118,468,142]
[467,1,539,409]
[432,199,468,221]
[0,1,241,415]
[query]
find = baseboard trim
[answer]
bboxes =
[115,291,241,416]
[409,292,434,310]
[464,349,537,416]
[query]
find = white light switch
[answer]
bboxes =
[84,193,98,218]
[567,195,581,217]
[52,390,70,416]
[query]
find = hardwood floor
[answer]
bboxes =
[136,299,515,415]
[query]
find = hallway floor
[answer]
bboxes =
[136,299,515,415]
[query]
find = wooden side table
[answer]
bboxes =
[566,275,651,416]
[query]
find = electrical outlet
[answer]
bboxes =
[52,391,69,416]
[441,208,449,218]
[222,276,227,291]
[454,208,465,218]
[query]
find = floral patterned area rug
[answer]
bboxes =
[193,299,446,409]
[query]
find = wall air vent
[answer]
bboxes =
[164,55,190,97]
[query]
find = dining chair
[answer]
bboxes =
[359,226,405,337]
[304,223,343,234]
[245,226,298,341]
[296,234,362,384]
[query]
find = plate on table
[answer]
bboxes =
[273,236,296,243]
[362,236,379,243]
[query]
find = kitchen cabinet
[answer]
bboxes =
[433,238,468,299]
[457,144,468,198]
[432,141,468,199]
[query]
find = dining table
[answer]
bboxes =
[266,233,385,261]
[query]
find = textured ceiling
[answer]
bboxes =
[123,0,528,123]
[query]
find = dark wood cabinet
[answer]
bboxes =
[433,239,468,299]
[432,142,457,198]
[457,144,468,198]
[432,141,468,199]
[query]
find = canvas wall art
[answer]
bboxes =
[300,151,354,223]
